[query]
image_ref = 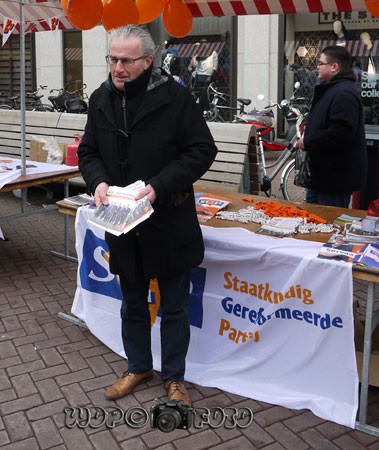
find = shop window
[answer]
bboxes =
[163,32,231,117]
[284,28,379,126]
[63,31,84,95]
[0,33,33,103]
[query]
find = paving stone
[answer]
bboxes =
[31,363,70,382]
[0,368,12,390]
[56,368,95,386]
[3,411,33,442]
[35,378,64,402]
[283,410,326,433]
[31,417,63,449]
[207,435,256,449]
[254,405,296,428]
[0,388,17,404]
[0,341,17,358]
[334,434,372,449]
[11,373,38,397]
[0,430,10,447]
[265,422,308,450]
[120,436,150,449]
[38,348,65,366]
[16,343,42,363]
[1,393,43,415]
[85,355,113,376]
[61,351,88,371]
[59,426,94,450]
[61,382,91,406]
[89,430,123,450]
[0,436,40,450]
[240,421,275,448]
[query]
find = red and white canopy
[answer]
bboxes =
[0,1,71,34]
[0,0,370,35]
[184,0,367,17]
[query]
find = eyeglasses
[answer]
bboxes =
[105,54,146,67]
[317,60,335,66]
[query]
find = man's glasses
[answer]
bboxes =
[105,55,146,67]
[316,60,335,66]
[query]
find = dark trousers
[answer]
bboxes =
[119,271,191,381]
[306,189,351,208]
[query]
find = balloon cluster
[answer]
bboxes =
[365,0,379,17]
[61,0,193,37]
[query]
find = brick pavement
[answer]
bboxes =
[2,187,379,449]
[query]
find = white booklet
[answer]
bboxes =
[88,181,154,236]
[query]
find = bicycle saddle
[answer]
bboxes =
[237,98,251,106]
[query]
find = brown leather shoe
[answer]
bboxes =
[105,370,153,400]
[165,380,191,406]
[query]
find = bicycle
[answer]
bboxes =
[26,86,54,111]
[204,83,276,140]
[48,83,88,113]
[204,82,254,123]
[0,86,54,111]
[254,99,309,202]
[0,95,19,110]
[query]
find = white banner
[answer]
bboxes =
[73,206,358,428]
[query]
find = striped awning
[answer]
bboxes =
[0,0,370,36]
[185,0,368,16]
[167,41,224,58]
[0,1,72,34]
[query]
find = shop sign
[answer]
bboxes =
[318,11,379,25]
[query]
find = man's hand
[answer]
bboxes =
[94,182,110,206]
[135,184,157,204]
[297,137,305,149]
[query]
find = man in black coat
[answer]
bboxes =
[297,46,367,207]
[77,25,217,406]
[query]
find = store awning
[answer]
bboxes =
[185,0,367,16]
[1,0,370,35]
[166,41,225,58]
[0,0,72,35]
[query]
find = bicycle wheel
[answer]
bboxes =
[281,160,307,203]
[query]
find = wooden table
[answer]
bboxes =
[0,167,81,262]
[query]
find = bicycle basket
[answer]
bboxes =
[65,97,88,114]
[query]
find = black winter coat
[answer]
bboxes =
[77,69,217,280]
[303,70,367,194]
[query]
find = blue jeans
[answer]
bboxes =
[119,270,190,381]
[306,189,351,208]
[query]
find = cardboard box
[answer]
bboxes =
[355,319,379,387]
[29,140,66,163]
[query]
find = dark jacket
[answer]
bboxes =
[77,68,217,279]
[303,70,367,194]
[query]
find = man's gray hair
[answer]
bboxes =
[109,25,155,56]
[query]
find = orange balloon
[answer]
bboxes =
[163,0,193,38]
[66,0,103,30]
[366,0,379,17]
[102,0,140,32]
[136,0,166,24]
[61,0,68,14]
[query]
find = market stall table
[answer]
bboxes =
[0,160,80,260]
[67,185,379,433]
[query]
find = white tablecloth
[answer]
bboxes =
[72,206,358,428]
